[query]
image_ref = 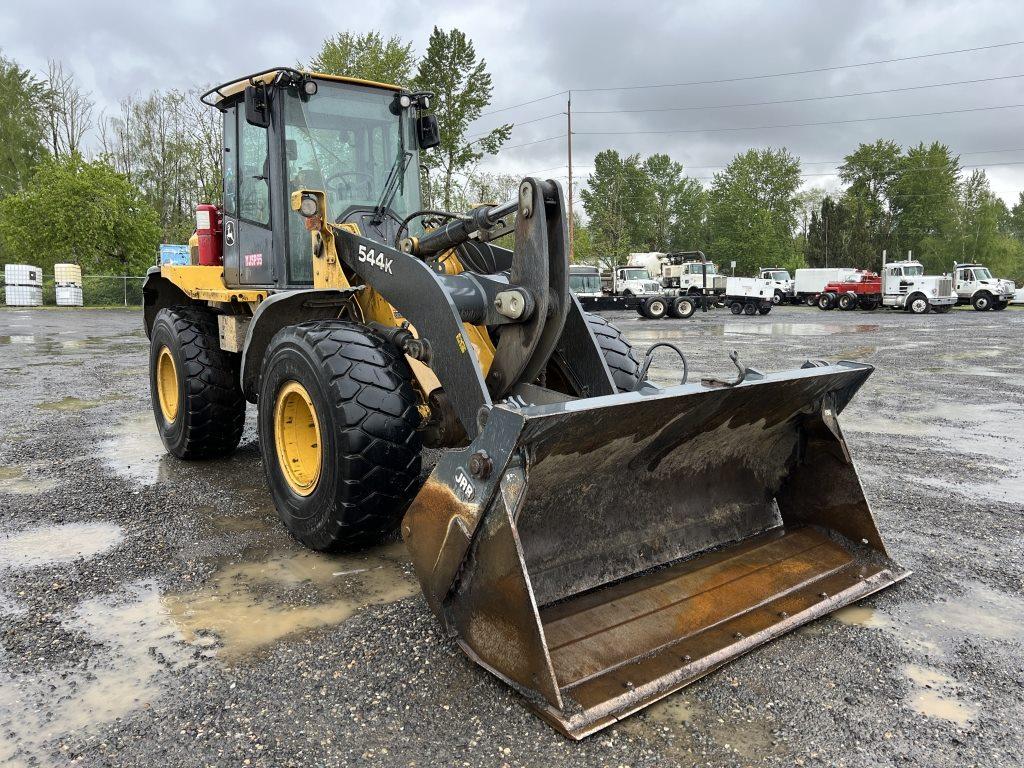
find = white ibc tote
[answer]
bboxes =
[4,264,43,306]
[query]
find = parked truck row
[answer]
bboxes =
[570,250,1016,319]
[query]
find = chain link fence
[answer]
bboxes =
[1,274,146,307]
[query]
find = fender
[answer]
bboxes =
[239,288,359,401]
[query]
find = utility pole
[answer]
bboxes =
[567,90,574,262]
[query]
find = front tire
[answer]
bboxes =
[972,292,992,311]
[672,296,697,319]
[257,321,423,551]
[908,295,930,314]
[148,306,245,459]
[583,313,644,392]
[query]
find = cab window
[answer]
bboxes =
[239,118,270,226]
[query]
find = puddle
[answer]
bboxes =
[645,695,697,725]
[903,664,979,726]
[0,335,35,344]
[0,465,59,495]
[832,605,890,628]
[164,540,417,656]
[0,522,124,569]
[720,322,880,336]
[37,396,103,411]
[100,411,171,483]
[914,583,1024,642]
[0,582,193,767]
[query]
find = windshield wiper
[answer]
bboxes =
[371,149,412,225]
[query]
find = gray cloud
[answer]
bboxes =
[3,0,1023,202]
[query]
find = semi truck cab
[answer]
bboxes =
[881,260,956,314]
[612,266,662,297]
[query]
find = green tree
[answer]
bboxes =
[707,148,802,274]
[580,150,652,269]
[805,195,873,269]
[0,53,48,200]
[889,142,959,271]
[308,31,416,87]
[0,154,160,275]
[414,27,510,210]
[639,153,707,251]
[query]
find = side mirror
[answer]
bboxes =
[416,114,441,149]
[244,85,269,128]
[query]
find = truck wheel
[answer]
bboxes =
[642,296,667,319]
[149,306,246,459]
[257,321,422,551]
[972,292,992,311]
[859,298,879,311]
[993,300,1008,311]
[583,313,644,392]
[743,302,757,315]
[772,291,783,305]
[908,295,930,314]
[622,290,634,298]
[817,293,835,310]
[838,293,857,311]
[730,301,743,315]
[758,305,772,315]
[668,296,696,319]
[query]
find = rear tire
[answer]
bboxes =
[758,305,772,315]
[583,313,644,392]
[804,295,817,307]
[669,296,696,319]
[257,321,423,551]
[838,293,857,311]
[743,302,757,315]
[730,301,743,315]
[642,296,668,319]
[818,292,836,310]
[148,306,245,459]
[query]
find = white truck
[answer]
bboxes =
[952,262,1015,311]
[724,277,774,315]
[879,256,956,313]
[606,266,663,299]
[793,267,860,306]
[658,252,728,296]
[568,264,603,298]
[757,267,795,304]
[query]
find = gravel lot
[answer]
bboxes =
[1,305,1022,768]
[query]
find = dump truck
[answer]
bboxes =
[142,67,908,739]
[952,262,1014,311]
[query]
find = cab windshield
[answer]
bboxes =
[971,267,992,280]
[765,270,791,281]
[620,268,651,280]
[904,265,924,276]
[570,273,602,293]
[283,80,420,281]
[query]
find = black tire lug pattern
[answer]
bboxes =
[582,312,645,393]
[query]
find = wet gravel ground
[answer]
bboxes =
[1,305,1022,768]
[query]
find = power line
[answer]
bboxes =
[574,73,1024,116]
[478,39,1024,118]
[573,102,1024,137]
[572,39,1024,94]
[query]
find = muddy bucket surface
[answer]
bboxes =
[403,361,909,738]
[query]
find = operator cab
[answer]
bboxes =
[201,68,439,290]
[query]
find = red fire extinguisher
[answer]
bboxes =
[196,204,223,266]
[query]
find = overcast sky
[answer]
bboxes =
[3,0,1024,205]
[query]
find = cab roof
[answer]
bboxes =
[201,66,402,107]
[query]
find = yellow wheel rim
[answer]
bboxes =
[274,381,322,496]
[156,346,179,423]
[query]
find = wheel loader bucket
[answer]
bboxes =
[402,361,908,739]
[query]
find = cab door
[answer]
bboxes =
[222,106,274,286]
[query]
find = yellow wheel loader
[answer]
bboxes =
[143,67,908,739]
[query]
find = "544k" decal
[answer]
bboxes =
[357,244,393,274]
